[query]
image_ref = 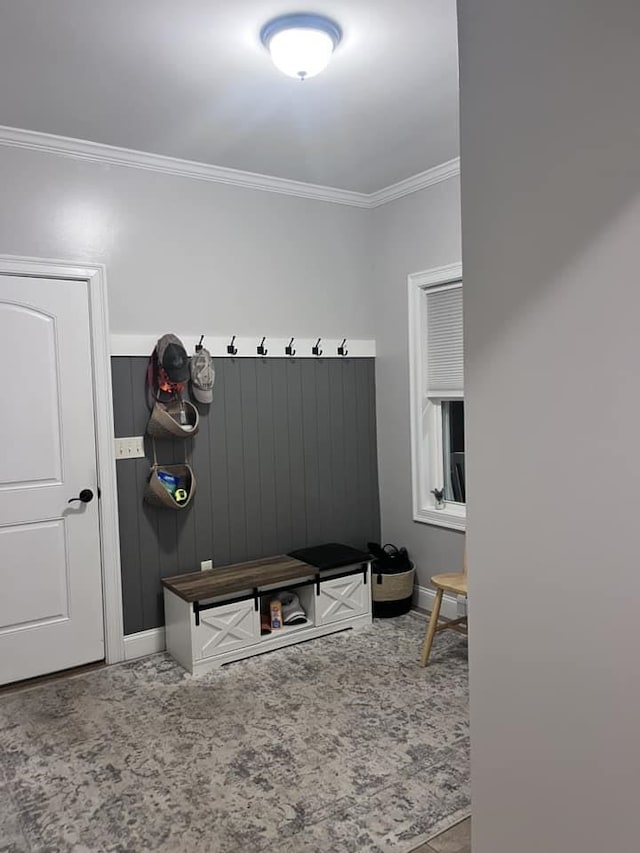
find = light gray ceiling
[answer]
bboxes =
[0,0,459,193]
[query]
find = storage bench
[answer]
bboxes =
[162,554,372,674]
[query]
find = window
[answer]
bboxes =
[408,263,465,530]
[442,400,465,503]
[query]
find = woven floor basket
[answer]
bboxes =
[144,463,196,510]
[372,568,415,603]
[147,400,200,439]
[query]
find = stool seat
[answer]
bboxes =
[430,572,467,596]
[420,551,468,668]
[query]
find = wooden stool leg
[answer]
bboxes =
[420,588,444,668]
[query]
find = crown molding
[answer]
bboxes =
[0,125,370,207]
[367,157,460,207]
[0,125,459,208]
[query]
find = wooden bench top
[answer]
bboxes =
[162,555,318,602]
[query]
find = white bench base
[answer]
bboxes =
[164,564,372,675]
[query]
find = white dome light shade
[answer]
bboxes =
[261,14,342,81]
[269,27,334,79]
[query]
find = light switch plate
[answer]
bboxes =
[114,436,145,459]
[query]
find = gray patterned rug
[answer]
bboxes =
[0,613,469,853]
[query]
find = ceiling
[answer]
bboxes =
[0,0,459,193]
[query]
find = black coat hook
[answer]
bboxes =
[285,337,296,356]
[312,338,323,356]
[227,335,238,355]
[196,334,205,352]
[257,336,268,356]
[338,338,348,356]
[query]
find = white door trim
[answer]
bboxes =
[0,254,124,664]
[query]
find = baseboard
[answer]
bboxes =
[413,585,461,621]
[123,627,166,661]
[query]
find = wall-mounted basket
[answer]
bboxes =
[144,462,196,510]
[144,440,196,510]
[147,399,200,439]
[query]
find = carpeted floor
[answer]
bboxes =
[0,613,469,853]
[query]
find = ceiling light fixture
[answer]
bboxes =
[260,13,342,81]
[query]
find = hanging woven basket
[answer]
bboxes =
[143,438,196,510]
[147,399,200,439]
[144,462,196,510]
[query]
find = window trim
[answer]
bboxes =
[408,263,466,531]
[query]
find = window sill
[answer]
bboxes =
[414,505,466,532]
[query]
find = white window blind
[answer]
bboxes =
[426,283,463,396]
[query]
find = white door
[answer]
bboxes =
[0,274,104,684]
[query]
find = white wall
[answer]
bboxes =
[371,178,465,586]
[459,2,640,851]
[0,143,466,587]
[0,146,372,337]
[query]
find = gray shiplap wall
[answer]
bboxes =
[111,357,380,634]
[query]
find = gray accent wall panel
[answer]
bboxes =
[112,357,380,634]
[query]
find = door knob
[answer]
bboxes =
[68,489,94,504]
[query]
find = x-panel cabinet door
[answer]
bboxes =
[317,574,367,626]
[193,600,260,660]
